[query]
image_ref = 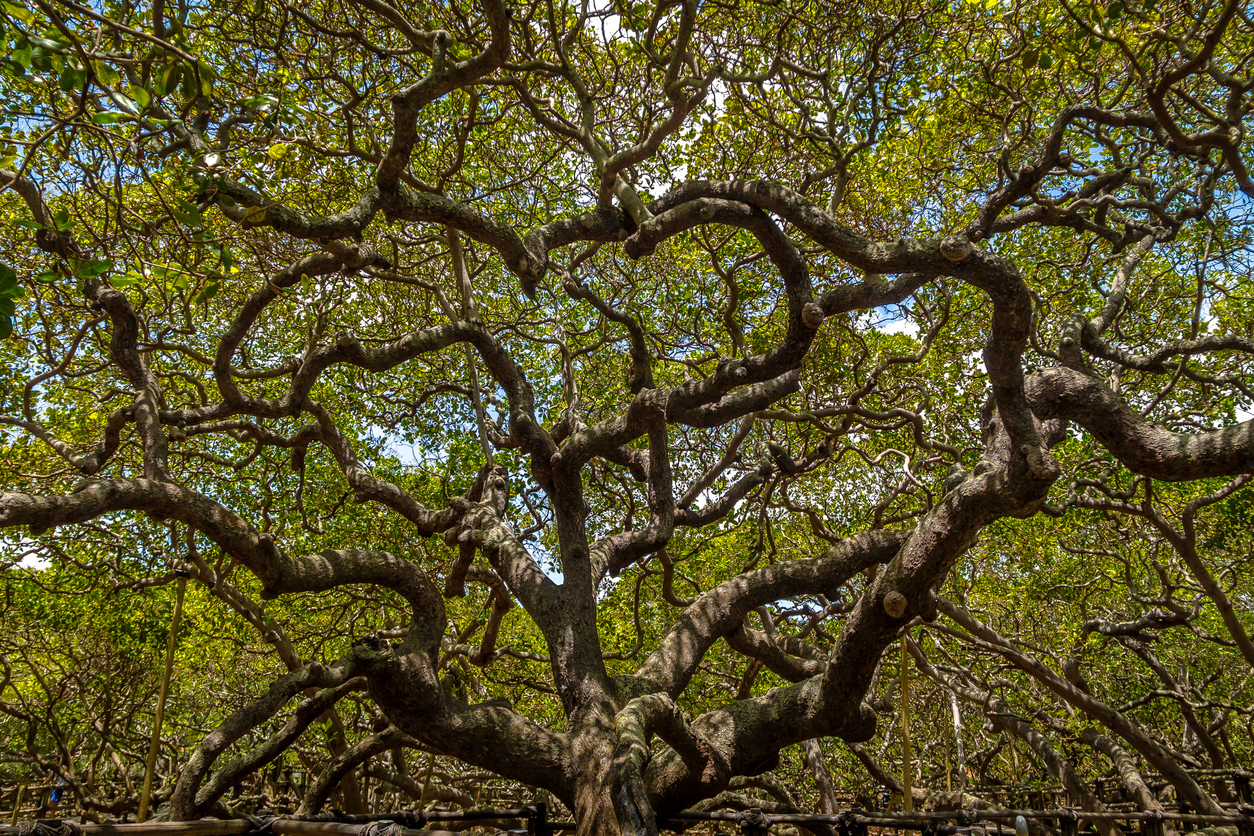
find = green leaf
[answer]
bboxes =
[0,263,17,294]
[1039,53,1053,70]
[13,42,32,70]
[30,46,53,73]
[157,62,181,97]
[131,86,151,110]
[58,64,82,93]
[92,61,120,86]
[1,2,38,23]
[191,275,221,304]
[267,142,290,160]
[242,93,278,110]
[170,199,203,227]
[109,271,143,288]
[198,63,216,96]
[77,258,113,278]
[27,35,68,53]
[0,313,12,339]
[112,93,140,116]
[179,62,198,100]
[92,111,128,125]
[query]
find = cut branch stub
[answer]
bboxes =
[940,235,975,262]
[883,590,908,619]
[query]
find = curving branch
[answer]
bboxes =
[1028,366,1254,481]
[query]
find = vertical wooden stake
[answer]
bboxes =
[419,752,435,809]
[10,784,25,825]
[900,637,914,813]
[445,227,493,466]
[139,577,186,822]
[950,690,966,793]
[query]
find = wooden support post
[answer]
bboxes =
[900,637,914,813]
[526,802,549,836]
[419,752,435,810]
[950,690,966,793]
[10,784,25,825]
[1235,774,1252,804]
[1235,801,1254,836]
[139,577,186,822]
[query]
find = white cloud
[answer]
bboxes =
[877,316,920,338]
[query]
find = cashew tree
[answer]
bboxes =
[1,0,1252,831]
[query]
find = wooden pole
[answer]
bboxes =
[950,689,967,793]
[418,752,435,810]
[900,637,914,812]
[10,784,24,825]
[445,227,493,466]
[139,577,186,822]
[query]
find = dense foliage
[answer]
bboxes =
[1,0,1252,832]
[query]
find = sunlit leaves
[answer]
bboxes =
[0,262,21,339]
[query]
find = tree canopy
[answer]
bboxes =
[1,0,1253,832]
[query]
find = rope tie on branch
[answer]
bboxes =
[1234,804,1254,836]
[246,812,278,835]
[16,821,83,836]
[1055,807,1080,836]
[835,810,868,836]
[358,819,410,836]
[389,810,428,829]
[958,809,981,827]
[736,807,771,836]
